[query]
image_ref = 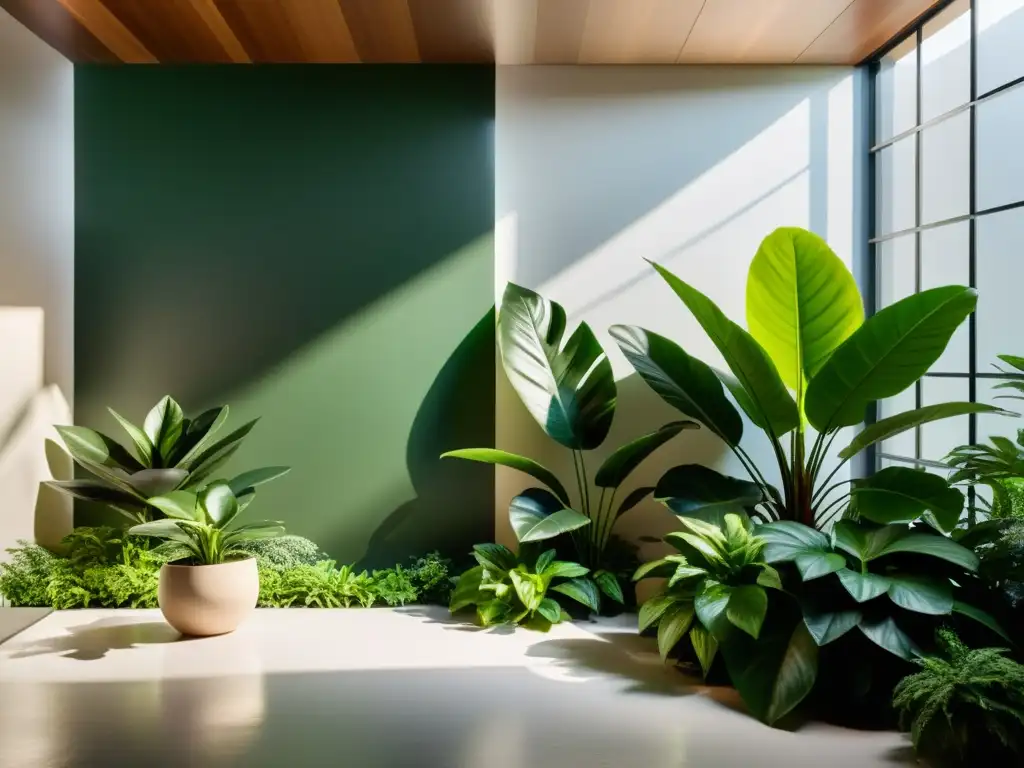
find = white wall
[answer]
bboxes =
[0,8,74,412]
[495,65,865,552]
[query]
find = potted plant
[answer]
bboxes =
[129,483,284,636]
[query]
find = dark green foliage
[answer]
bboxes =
[405,552,454,605]
[894,629,1024,764]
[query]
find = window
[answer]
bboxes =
[869,0,1024,480]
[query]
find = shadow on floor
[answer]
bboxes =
[5,617,187,661]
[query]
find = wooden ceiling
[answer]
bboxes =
[0,0,940,65]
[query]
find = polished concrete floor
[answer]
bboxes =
[0,608,911,767]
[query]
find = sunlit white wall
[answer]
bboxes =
[0,8,74,410]
[495,66,866,550]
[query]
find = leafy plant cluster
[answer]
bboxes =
[0,529,452,610]
[894,628,1024,764]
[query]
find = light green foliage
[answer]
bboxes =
[0,541,62,606]
[442,283,692,604]
[237,535,323,569]
[405,552,454,605]
[370,565,418,607]
[260,561,376,608]
[612,227,999,529]
[129,484,284,565]
[45,395,290,524]
[450,543,593,630]
[894,629,1024,762]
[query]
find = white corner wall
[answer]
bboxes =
[495,65,867,551]
[0,8,74,413]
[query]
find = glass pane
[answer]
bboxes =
[921,111,970,225]
[976,208,1024,368]
[875,135,916,235]
[877,233,915,309]
[876,35,918,142]
[921,222,970,373]
[921,377,970,461]
[977,378,1023,442]
[879,386,917,458]
[921,0,972,121]
[976,84,1024,211]
[977,0,1024,95]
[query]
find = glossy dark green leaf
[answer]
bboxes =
[690,624,718,678]
[833,520,979,571]
[202,481,239,528]
[472,543,517,575]
[615,486,655,520]
[721,620,819,725]
[551,577,600,612]
[594,421,696,488]
[694,582,733,640]
[655,464,763,526]
[143,396,185,464]
[802,608,861,646]
[593,570,624,604]
[125,468,188,498]
[858,616,918,661]
[610,325,744,446]
[534,549,556,575]
[450,565,485,612]
[795,552,846,581]
[886,574,953,615]
[537,597,562,624]
[43,479,144,508]
[952,601,1011,642]
[146,490,202,522]
[182,419,260,486]
[851,467,964,532]
[746,227,863,394]
[836,568,890,602]
[726,585,767,639]
[758,521,831,561]
[56,425,143,472]
[499,282,615,450]
[442,448,570,507]
[649,262,799,436]
[657,603,695,660]
[108,408,153,466]
[227,466,291,496]
[839,402,1010,460]
[806,286,978,431]
[508,488,590,543]
[174,406,230,466]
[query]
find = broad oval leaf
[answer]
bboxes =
[610,325,743,446]
[886,574,953,615]
[128,518,194,545]
[508,488,589,543]
[174,405,230,466]
[858,616,919,661]
[690,624,719,678]
[656,464,763,526]
[228,466,292,495]
[147,490,202,522]
[756,521,831,563]
[108,408,153,466]
[509,569,541,611]
[593,570,625,604]
[143,396,185,464]
[649,262,799,436]
[834,520,979,571]
[449,565,485,612]
[56,425,143,472]
[537,597,563,624]
[836,568,890,602]
[726,584,768,639]
[543,561,590,579]
[442,448,571,507]
[851,467,964,532]
[806,286,978,431]
[839,402,1011,460]
[794,552,846,581]
[535,549,556,574]
[615,486,655,520]
[594,421,697,488]
[550,577,600,612]
[472,543,518,575]
[126,468,188,498]
[747,227,864,394]
[694,582,733,640]
[499,283,616,450]
[802,608,862,646]
[201,481,240,527]
[657,603,695,660]
[638,593,677,633]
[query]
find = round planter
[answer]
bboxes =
[158,557,259,637]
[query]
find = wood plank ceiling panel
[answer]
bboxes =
[214,0,306,62]
[798,0,938,63]
[101,0,233,63]
[185,0,250,63]
[55,0,155,62]
[679,0,856,63]
[337,0,420,63]
[494,0,536,65]
[408,0,494,63]
[533,0,589,64]
[280,0,359,63]
[578,0,703,64]
[0,0,118,62]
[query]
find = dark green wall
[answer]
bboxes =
[75,66,495,566]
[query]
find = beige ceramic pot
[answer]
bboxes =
[158,557,259,637]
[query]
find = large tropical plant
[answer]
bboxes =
[613,227,1005,528]
[442,283,693,605]
[46,396,289,524]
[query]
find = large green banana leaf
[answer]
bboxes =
[594,421,696,488]
[650,262,799,437]
[805,286,977,431]
[498,282,615,450]
[746,227,863,396]
[441,448,571,507]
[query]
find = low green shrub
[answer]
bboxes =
[894,628,1024,764]
[0,528,452,610]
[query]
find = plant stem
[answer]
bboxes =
[601,488,619,551]
[595,487,607,553]
[813,478,855,506]
[578,451,593,563]
[816,493,851,527]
